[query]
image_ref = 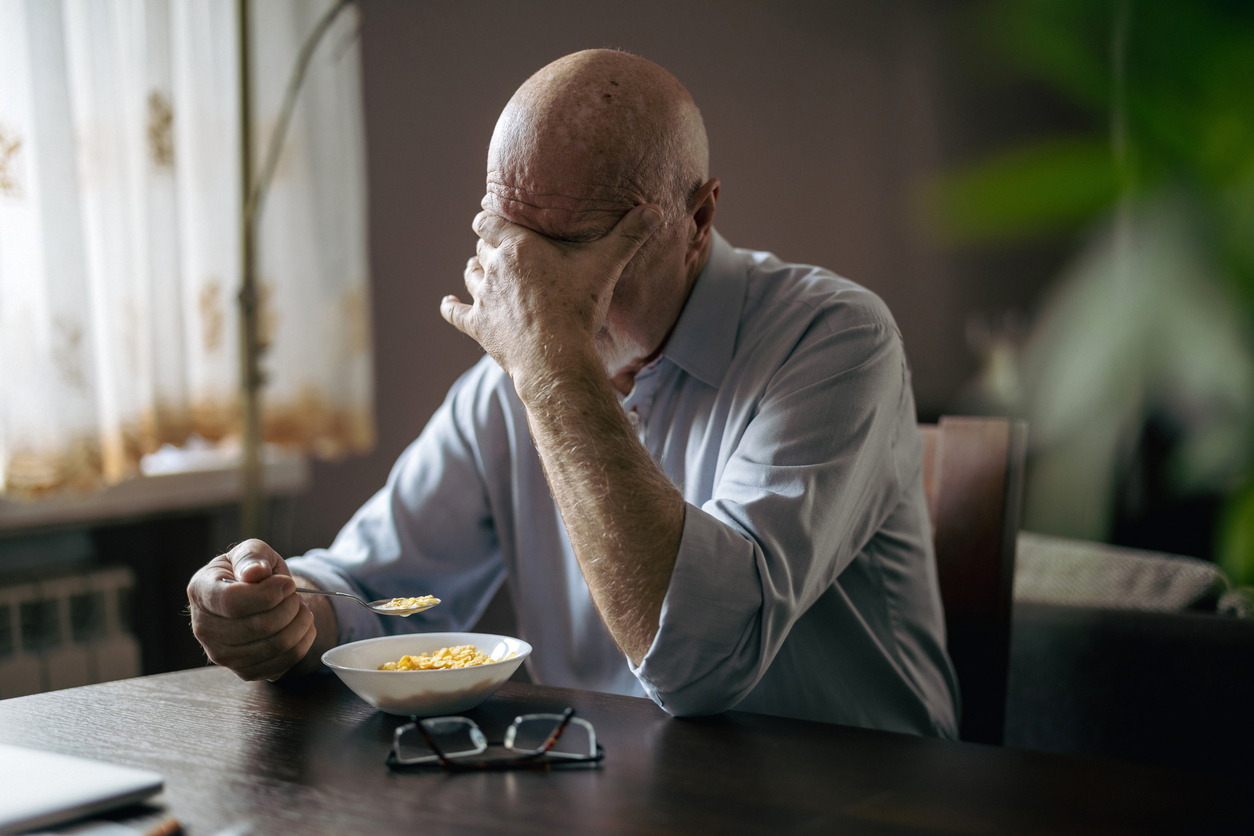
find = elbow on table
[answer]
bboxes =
[655,691,746,719]
[638,632,767,718]
[647,678,752,719]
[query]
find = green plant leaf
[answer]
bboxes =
[1219,480,1254,588]
[922,137,1119,244]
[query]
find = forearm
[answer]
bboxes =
[286,575,339,676]
[519,353,685,665]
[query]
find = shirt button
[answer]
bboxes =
[627,409,642,432]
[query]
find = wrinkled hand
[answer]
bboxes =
[186,539,316,681]
[441,203,661,396]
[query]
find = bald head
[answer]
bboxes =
[486,50,708,239]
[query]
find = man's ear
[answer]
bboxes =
[688,178,720,256]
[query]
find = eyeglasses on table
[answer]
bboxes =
[386,706,604,772]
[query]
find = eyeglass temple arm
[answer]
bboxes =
[414,721,453,766]
[538,707,577,754]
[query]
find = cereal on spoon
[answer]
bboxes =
[376,596,439,612]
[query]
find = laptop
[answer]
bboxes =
[0,744,163,835]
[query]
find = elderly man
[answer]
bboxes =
[187,50,959,738]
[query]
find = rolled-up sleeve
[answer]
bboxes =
[632,317,908,716]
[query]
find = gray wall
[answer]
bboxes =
[287,0,1070,554]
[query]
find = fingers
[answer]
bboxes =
[473,203,659,254]
[445,253,485,337]
[187,541,294,622]
[441,294,475,337]
[196,568,293,620]
[229,601,314,680]
[228,539,288,583]
[472,210,512,247]
[241,619,317,682]
[605,203,662,268]
[189,579,316,680]
[186,539,319,681]
[194,587,304,647]
[197,598,317,681]
[464,254,485,298]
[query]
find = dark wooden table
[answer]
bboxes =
[0,667,1238,834]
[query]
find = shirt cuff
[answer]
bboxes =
[287,551,385,646]
[630,502,764,715]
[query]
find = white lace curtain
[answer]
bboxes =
[0,0,374,498]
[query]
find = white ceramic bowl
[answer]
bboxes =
[322,632,532,716]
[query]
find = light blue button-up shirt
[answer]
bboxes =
[290,231,959,738]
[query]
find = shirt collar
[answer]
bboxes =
[660,230,745,388]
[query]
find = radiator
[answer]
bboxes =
[0,568,141,698]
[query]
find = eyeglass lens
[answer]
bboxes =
[507,716,594,757]
[396,718,487,762]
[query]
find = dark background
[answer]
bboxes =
[12,0,1093,681]
[285,0,1082,556]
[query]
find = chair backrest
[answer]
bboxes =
[920,416,1028,745]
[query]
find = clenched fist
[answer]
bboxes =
[186,540,323,681]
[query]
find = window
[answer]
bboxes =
[0,0,373,504]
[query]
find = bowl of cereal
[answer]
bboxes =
[322,632,531,716]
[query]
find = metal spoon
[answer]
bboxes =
[216,578,439,617]
[295,588,441,617]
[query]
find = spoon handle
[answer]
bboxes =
[294,587,371,609]
[218,579,375,611]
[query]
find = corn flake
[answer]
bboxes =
[378,644,511,671]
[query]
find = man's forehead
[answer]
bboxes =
[483,175,639,242]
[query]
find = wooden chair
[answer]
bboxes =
[920,416,1028,745]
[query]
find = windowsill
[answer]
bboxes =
[0,452,310,532]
